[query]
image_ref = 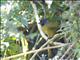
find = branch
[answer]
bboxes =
[2,43,67,60]
[30,1,48,40]
[30,33,64,60]
[59,42,76,60]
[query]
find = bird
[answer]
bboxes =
[40,18,61,58]
[41,18,60,38]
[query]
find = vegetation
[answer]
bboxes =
[0,0,80,60]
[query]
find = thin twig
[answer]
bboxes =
[66,52,73,60]
[32,37,43,50]
[2,43,67,60]
[59,42,76,60]
[30,33,64,60]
